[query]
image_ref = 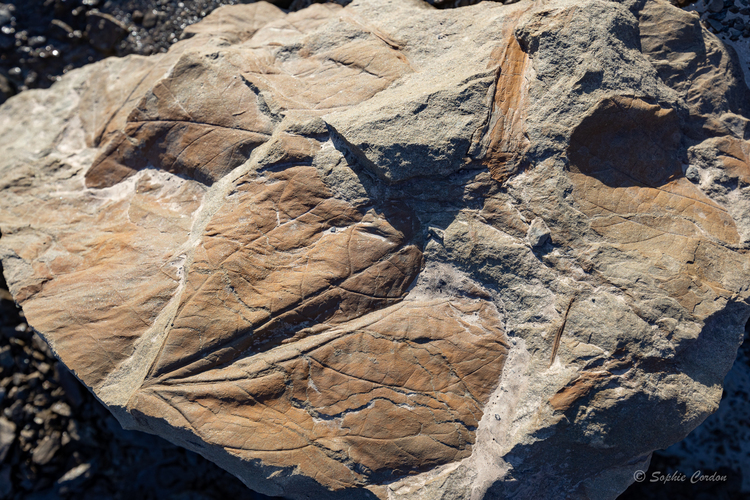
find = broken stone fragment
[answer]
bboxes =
[31,431,61,465]
[0,0,749,498]
[57,462,94,492]
[0,416,15,462]
[685,164,701,182]
[527,217,551,247]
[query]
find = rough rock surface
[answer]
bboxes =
[0,0,749,498]
[0,295,264,500]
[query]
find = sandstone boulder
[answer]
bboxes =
[1,0,749,498]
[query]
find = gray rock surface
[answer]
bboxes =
[526,217,551,248]
[0,0,749,499]
[658,328,750,491]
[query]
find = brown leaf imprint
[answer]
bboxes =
[483,18,531,183]
[134,298,508,487]
[568,95,739,246]
[148,166,423,380]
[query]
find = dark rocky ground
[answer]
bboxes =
[0,0,749,499]
[620,327,750,500]
[695,0,750,40]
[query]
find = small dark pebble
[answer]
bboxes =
[57,462,94,493]
[0,416,15,461]
[27,34,45,47]
[705,19,720,32]
[51,401,72,417]
[0,345,13,371]
[0,33,12,50]
[142,8,157,28]
[85,11,128,53]
[55,364,84,409]
[31,431,61,465]
[0,4,13,27]
[708,0,725,12]
[0,466,11,498]
[48,19,74,40]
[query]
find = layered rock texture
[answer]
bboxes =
[1,0,749,498]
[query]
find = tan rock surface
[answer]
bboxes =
[1,0,750,498]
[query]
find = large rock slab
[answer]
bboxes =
[1,0,749,498]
